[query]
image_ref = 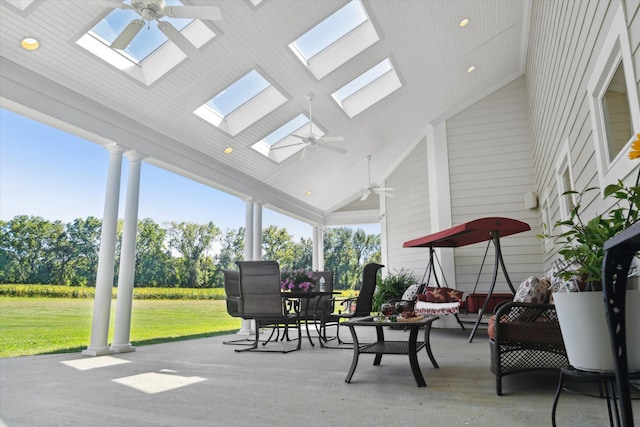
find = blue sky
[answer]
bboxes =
[0,108,378,239]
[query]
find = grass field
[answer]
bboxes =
[0,297,240,357]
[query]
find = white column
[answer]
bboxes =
[83,144,124,356]
[244,199,254,260]
[239,199,255,335]
[252,202,263,261]
[111,152,145,353]
[312,226,319,270]
[317,227,325,271]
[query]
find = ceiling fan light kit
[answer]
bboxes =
[270,93,347,159]
[360,155,394,201]
[109,0,221,56]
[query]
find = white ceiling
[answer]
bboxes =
[0,0,530,226]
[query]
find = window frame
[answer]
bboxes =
[587,4,640,190]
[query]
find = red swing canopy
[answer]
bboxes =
[402,217,530,248]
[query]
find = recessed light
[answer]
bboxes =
[467,65,476,73]
[20,37,40,51]
[223,147,234,154]
[305,191,312,196]
[459,18,470,28]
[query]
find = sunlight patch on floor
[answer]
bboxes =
[61,355,130,370]
[112,372,206,394]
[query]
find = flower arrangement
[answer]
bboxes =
[540,134,640,290]
[280,269,317,292]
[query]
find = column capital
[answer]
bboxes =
[105,143,126,155]
[125,150,147,163]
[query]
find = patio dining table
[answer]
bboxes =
[281,291,339,346]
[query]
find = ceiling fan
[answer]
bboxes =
[272,93,347,160]
[360,155,394,201]
[101,0,222,57]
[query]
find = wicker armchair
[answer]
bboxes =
[489,301,568,395]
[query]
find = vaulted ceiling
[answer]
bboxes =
[0,0,530,226]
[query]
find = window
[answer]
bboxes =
[288,0,379,80]
[588,4,640,188]
[193,70,287,136]
[332,58,402,118]
[555,140,574,220]
[540,191,553,253]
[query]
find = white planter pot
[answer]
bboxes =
[554,290,640,372]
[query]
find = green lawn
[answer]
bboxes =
[0,297,240,357]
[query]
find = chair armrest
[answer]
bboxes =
[492,301,563,346]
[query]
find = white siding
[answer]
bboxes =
[385,140,430,280]
[445,77,542,294]
[527,0,640,271]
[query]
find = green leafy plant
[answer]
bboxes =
[541,180,640,290]
[372,268,417,311]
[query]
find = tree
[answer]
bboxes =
[323,227,359,289]
[0,216,59,283]
[65,217,102,286]
[214,227,245,286]
[262,225,300,269]
[135,218,170,287]
[167,221,220,287]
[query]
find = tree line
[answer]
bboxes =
[0,215,381,290]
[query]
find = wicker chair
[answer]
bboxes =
[235,260,302,353]
[489,300,568,395]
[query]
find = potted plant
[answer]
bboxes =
[541,136,640,372]
[372,268,417,312]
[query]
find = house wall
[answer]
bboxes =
[526,0,640,271]
[385,139,431,279]
[386,77,542,294]
[445,76,542,294]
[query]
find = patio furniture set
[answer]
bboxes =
[223,260,440,387]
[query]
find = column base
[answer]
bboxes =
[110,343,136,353]
[82,346,115,357]
[237,319,256,335]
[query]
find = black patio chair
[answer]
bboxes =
[234,260,302,353]
[319,262,384,348]
[221,269,255,346]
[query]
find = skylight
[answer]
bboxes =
[205,70,270,117]
[252,114,324,163]
[194,70,287,137]
[332,58,402,118]
[76,0,216,86]
[289,0,379,80]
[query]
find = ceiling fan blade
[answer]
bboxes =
[164,6,222,21]
[111,19,144,50]
[360,191,370,201]
[321,144,348,154]
[157,21,200,57]
[374,187,394,192]
[300,147,307,160]
[318,136,345,142]
[270,142,305,151]
[87,0,127,8]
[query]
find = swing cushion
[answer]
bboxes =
[419,287,464,303]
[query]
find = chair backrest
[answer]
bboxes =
[222,269,241,317]
[236,260,284,318]
[300,270,335,316]
[353,263,384,317]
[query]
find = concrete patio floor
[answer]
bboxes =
[1,326,637,426]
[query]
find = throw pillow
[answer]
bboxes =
[513,276,550,304]
[446,288,464,302]
[424,287,449,303]
[401,283,422,301]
